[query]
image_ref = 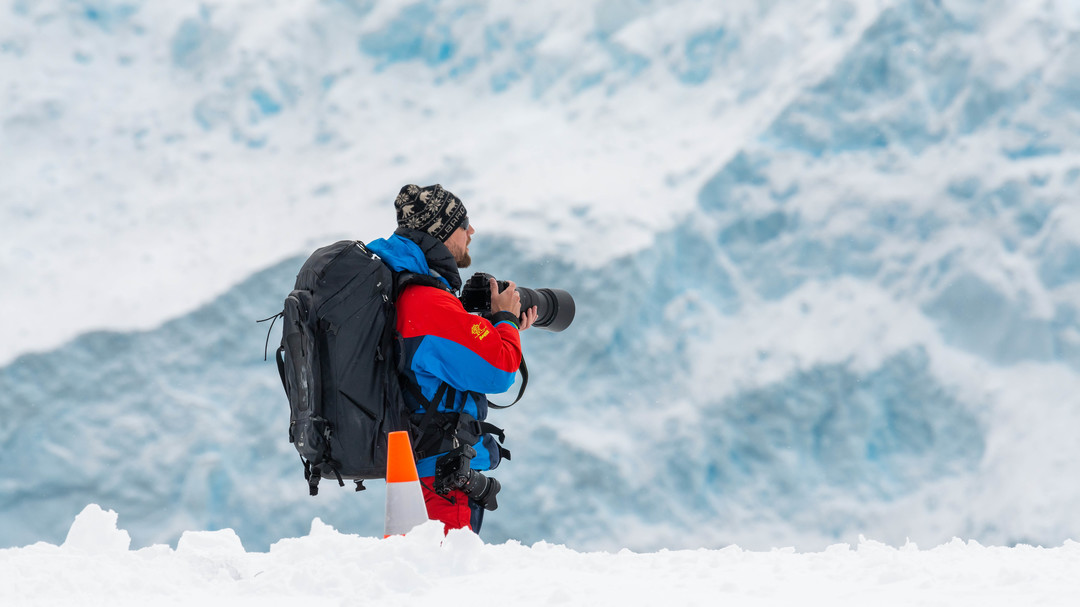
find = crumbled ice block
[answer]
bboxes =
[61,504,131,554]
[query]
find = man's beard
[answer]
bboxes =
[456,251,472,268]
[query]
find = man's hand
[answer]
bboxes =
[489,277,521,319]
[519,305,538,331]
[490,278,539,330]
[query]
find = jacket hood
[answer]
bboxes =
[366,227,462,292]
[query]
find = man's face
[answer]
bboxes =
[445,223,475,268]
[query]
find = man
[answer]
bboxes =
[366,184,537,534]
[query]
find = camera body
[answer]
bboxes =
[459,272,575,332]
[459,272,511,312]
[433,444,501,511]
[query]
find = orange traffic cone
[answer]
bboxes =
[384,431,429,537]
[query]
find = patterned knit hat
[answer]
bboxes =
[394,184,468,242]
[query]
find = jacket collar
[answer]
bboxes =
[393,227,463,292]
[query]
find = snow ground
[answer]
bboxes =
[2,505,1078,607]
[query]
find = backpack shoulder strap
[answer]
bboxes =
[395,271,453,299]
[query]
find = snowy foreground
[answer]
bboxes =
[2,506,1078,607]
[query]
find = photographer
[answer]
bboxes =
[366,184,537,534]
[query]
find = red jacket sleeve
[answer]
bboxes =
[396,285,522,393]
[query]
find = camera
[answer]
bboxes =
[459,272,575,332]
[433,444,501,511]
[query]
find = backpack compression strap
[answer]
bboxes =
[404,381,450,439]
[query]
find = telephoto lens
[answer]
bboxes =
[517,286,575,332]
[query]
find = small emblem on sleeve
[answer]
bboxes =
[471,322,491,341]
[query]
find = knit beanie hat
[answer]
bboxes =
[394,184,468,242]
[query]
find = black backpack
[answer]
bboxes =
[272,240,408,495]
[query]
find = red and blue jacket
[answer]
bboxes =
[366,230,522,477]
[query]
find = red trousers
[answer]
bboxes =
[420,476,475,533]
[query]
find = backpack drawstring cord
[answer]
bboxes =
[257,312,283,361]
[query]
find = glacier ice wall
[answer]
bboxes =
[3,0,1080,551]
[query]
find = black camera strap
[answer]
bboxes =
[488,358,528,409]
